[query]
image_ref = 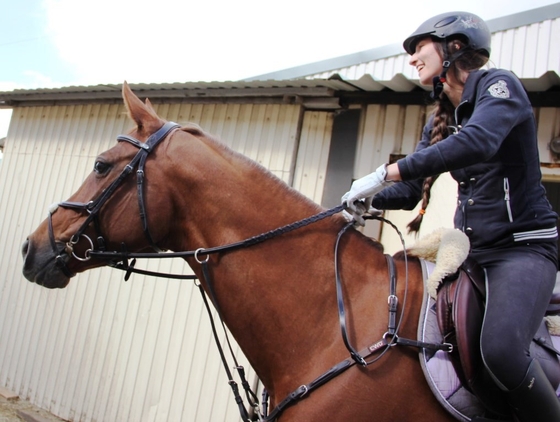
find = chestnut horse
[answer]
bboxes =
[21,82,454,421]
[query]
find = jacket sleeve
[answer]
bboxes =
[371,180,423,210]
[397,70,533,181]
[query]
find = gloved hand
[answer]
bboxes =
[342,202,382,226]
[341,164,394,212]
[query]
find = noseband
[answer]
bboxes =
[47,121,181,277]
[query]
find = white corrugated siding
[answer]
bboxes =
[292,111,334,203]
[309,17,560,82]
[0,102,304,422]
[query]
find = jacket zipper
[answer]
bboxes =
[503,177,513,222]
[453,100,468,132]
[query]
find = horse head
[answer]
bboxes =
[21,82,195,288]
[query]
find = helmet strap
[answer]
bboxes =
[430,42,468,99]
[431,61,450,99]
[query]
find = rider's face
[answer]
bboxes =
[409,38,443,86]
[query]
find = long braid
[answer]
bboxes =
[406,98,454,233]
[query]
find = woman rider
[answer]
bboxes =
[342,11,560,421]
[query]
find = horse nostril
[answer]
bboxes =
[22,239,30,259]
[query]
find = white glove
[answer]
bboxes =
[341,164,394,212]
[342,202,383,226]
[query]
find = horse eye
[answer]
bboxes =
[94,160,111,175]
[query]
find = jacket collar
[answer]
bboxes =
[454,69,492,121]
[460,68,491,103]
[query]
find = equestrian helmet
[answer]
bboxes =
[403,11,491,57]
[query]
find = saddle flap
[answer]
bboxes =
[435,266,485,387]
[452,268,485,385]
[436,258,511,417]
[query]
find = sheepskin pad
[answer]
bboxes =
[408,228,470,298]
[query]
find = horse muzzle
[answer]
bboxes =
[21,238,72,289]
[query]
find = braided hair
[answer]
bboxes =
[406,38,489,234]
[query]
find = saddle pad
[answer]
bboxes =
[417,260,560,421]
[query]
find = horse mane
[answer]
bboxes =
[176,122,386,252]
[178,122,326,214]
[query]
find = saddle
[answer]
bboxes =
[435,256,560,417]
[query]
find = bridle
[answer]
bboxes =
[47,121,181,277]
[45,122,452,421]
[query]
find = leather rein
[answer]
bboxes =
[46,122,451,421]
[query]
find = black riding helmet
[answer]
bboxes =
[403,12,491,97]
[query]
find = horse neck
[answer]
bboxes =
[164,134,390,396]
[166,134,324,252]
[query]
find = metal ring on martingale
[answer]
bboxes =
[69,234,95,262]
[194,248,210,264]
[382,332,398,347]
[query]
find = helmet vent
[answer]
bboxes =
[435,16,458,28]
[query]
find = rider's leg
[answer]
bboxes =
[473,242,560,422]
[507,358,560,422]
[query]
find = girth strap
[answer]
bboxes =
[386,254,398,335]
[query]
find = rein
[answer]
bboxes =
[88,204,346,275]
[47,122,451,421]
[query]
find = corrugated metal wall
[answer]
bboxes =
[292,111,334,203]
[0,101,313,422]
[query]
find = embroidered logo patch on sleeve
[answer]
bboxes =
[488,80,510,99]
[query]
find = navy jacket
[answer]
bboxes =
[372,68,558,250]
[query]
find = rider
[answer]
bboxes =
[342,11,560,421]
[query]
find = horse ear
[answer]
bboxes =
[145,98,157,114]
[122,81,162,131]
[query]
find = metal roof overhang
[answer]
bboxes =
[0,71,559,110]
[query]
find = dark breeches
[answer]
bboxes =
[472,241,558,390]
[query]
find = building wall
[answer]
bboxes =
[0,101,310,422]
